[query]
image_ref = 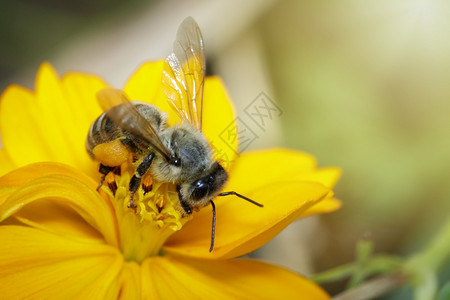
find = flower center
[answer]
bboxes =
[101,166,190,263]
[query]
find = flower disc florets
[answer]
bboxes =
[102,165,189,262]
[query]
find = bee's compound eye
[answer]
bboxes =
[192,178,209,200]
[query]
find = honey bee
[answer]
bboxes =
[86,17,262,251]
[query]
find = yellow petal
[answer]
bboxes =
[0,162,119,247]
[0,84,50,172]
[60,69,109,178]
[124,61,179,124]
[143,256,329,299]
[0,225,123,299]
[12,199,104,242]
[0,63,107,178]
[292,167,342,189]
[124,62,238,167]
[165,181,330,259]
[141,259,161,299]
[0,161,97,189]
[302,197,342,217]
[117,262,142,300]
[0,149,14,176]
[202,76,238,168]
[225,148,319,194]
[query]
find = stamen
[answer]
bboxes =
[142,174,153,194]
[100,169,189,262]
[156,195,165,212]
[106,172,117,195]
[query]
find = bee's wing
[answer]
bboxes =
[162,17,205,131]
[97,88,173,161]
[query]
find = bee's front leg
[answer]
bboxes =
[129,153,155,208]
[176,185,192,215]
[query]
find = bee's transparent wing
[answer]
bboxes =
[162,17,205,131]
[97,88,172,161]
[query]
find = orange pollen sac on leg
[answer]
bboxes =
[92,139,129,167]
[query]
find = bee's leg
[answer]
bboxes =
[128,153,155,209]
[176,185,192,214]
[97,164,116,191]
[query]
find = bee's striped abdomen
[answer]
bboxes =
[86,112,122,158]
[86,103,167,161]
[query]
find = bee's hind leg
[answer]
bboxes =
[97,164,116,191]
[128,153,155,209]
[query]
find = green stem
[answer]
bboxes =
[404,218,450,300]
[311,255,402,284]
[311,263,356,284]
[313,218,450,299]
[332,272,406,300]
[412,218,450,271]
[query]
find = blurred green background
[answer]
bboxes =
[2,0,450,297]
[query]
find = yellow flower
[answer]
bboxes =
[0,62,341,298]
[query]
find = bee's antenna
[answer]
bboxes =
[209,192,262,252]
[218,191,263,207]
[209,200,216,252]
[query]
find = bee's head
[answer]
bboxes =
[180,162,228,211]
